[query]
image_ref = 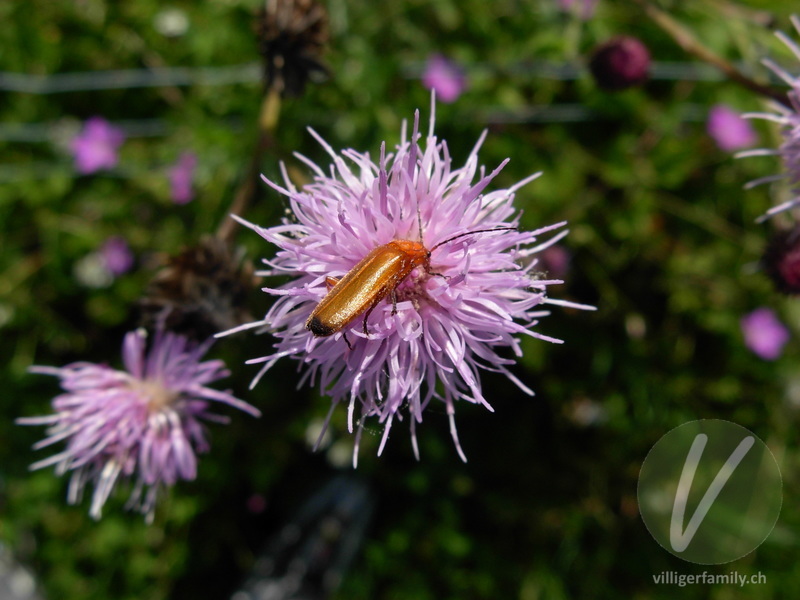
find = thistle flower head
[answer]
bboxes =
[222,100,592,464]
[738,15,800,220]
[18,330,259,521]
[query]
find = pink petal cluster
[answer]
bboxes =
[69,117,126,174]
[740,308,790,360]
[421,54,467,103]
[18,330,259,521]
[100,235,134,276]
[170,152,198,204]
[707,105,757,152]
[222,101,592,464]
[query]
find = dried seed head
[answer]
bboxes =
[140,236,256,341]
[255,0,330,97]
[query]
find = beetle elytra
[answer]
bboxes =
[305,228,516,343]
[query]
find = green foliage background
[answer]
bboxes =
[1,0,799,598]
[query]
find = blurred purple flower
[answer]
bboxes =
[738,15,800,220]
[69,117,125,174]
[221,101,593,464]
[740,308,790,360]
[707,105,757,152]
[18,330,259,521]
[538,244,571,279]
[169,152,198,205]
[421,54,467,103]
[557,0,598,20]
[100,235,134,276]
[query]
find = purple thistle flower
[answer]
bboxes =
[738,15,800,220]
[18,330,259,521]
[69,117,125,174]
[707,104,757,152]
[220,100,593,465]
[169,152,198,205]
[740,307,790,360]
[100,235,134,276]
[421,54,467,104]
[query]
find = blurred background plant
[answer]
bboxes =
[2,0,800,598]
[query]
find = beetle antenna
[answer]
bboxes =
[430,226,517,252]
[416,195,425,242]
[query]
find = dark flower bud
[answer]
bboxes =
[589,36,650,91]
[763,227,800,294]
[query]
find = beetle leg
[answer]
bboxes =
[391,289,399,315]
[426,265,450,280]
[342,331,352,350]
[325,276,339,290]
[362,303,379,336]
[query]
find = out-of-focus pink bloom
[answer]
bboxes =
[100,236,134,276]
[69,117,125,174]
[170,152,198,205]
[538,245,571,279]
[741,308,790,360]
[557,0,598,20]
[18,330,260,521]
[707,105,757,152]
[421,54,467,103]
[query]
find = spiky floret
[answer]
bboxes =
[19,330,259,521]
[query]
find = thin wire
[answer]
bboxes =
[0,60,784,95]
[0,63,261,94]
[0,119,171,142]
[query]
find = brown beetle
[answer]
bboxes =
[306,229,515,342]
